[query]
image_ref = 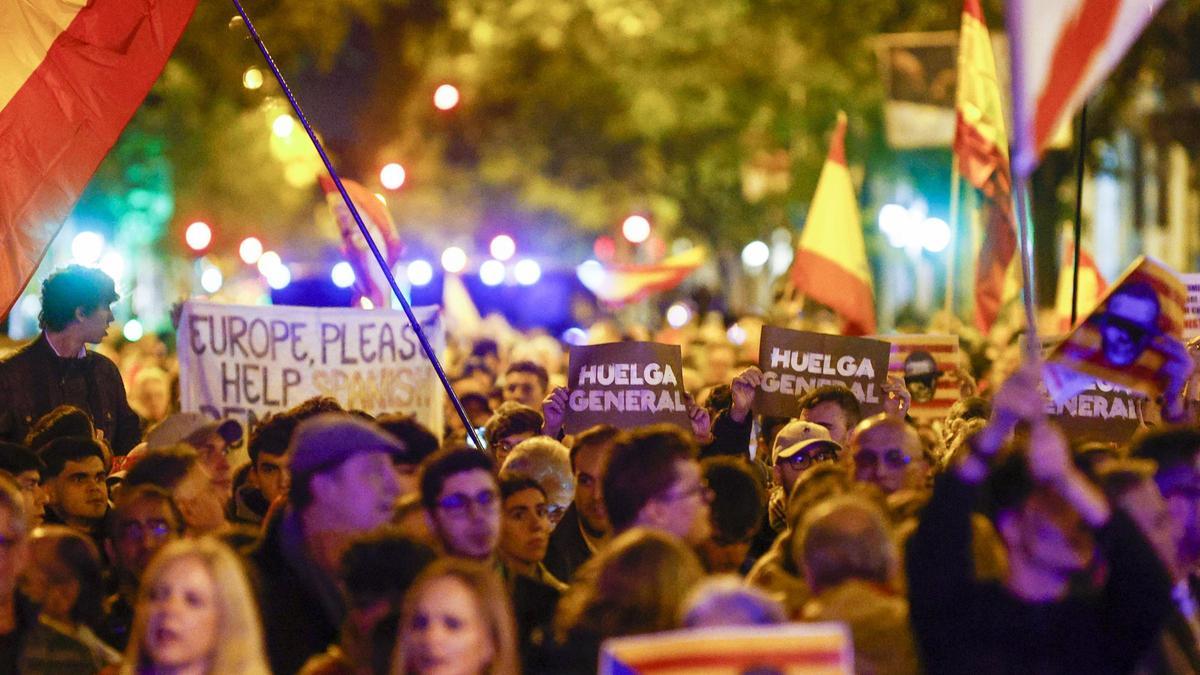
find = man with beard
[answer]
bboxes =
[545,425,618,582]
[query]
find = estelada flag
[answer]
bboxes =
[0,0,199,318]
[599,623,853,674]
[790,112,876,336]
[1045,256,1186,402]
[883,334,962,422]
[580,247,705,307]
[1008,0,1167,177]
[954,0,1016,333]
[319,175,404,308]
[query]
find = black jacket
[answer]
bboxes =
[0,335,141,454]
[907,472,1174,675]
[545,503,594,584]
[245,507,344,675]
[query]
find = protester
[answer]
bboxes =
[121,538,271,675]
[696,456,765,574]
[301,529,436,675]
[100,485,185,650]
[391,558,519,675]
[0,476,36,670]
[548,528,705,673]
[376,413,441,495]
[483,404,543,466]
[848,414,926,495]
[37,437,108,541]
[236,411,296,526]
[497,475,565,590]
[498,437,574,528]
[145,412,243,502]
[545,424,617,583]
[248,413,402,674]
[502,360,550,409]
[907,365,1175,674]
[680,576,786,628]
[19,525,119,673]
[0,443,47,529]
[601,424,712,546]
[0,266,141,454]
[122,445,228,537]
[23,405,98,456]
[798,495,919,675]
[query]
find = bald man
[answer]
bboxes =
[849,414,926,495]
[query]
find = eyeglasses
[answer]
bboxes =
[854,448,911,470]
[437,489,499,517]
[117,520,174,542]
[780,446,839,470]
[658,482,714,504]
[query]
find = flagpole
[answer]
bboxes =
[229,0,484,449]
[1014,178,1040,359]
[943,153,962,320]
[1069,103,1088,326]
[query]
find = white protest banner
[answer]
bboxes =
[1183,273,1200,340]
[177,300,444,437]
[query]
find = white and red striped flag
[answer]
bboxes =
[0,0,199,318]
[1008,0,1166,177]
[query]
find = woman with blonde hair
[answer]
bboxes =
[120,538,269,675]
[392,558,519,675]
[546,528,705,673]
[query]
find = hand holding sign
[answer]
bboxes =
[564,342,690,434]
[542,386,569,437]
[882,375,911,418]
[729,366,762,423]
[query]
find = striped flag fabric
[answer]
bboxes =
[1045,256,1186,402]
[954,0,1017,333]
[318,175,404,308]
[1008,0,1167,177]
[790,112,876,336]
[579,247,706,307]
[0,0,199,318]
[1053,240,1108,333]
[599,623,853,674]
[883,334,962,421]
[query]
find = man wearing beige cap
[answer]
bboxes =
[767,420,838,532]
[144,412,242,501]
[246,412,403,675]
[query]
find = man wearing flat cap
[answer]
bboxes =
[246,412,403,675]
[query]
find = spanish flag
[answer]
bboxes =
[955,0,1016,333]
[580,247,706,307]
[789,112,876,336]
[0,0,198,317]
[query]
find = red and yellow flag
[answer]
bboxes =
[0,0,198,318]
[954,0,1017,333]
[580,247,706,307]
[789,112,876,336]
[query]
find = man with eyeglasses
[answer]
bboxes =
[99,484,183,650]
[601,424,713,546]
[848,414,925,496]
[248,413,403,675]
[419,446,502,561]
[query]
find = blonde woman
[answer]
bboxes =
[120,538,269,675]
[392,558,519,675]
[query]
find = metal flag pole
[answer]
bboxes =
[1013,178,1040,359]
[230,0,485,449]
[1069,103,1088,326]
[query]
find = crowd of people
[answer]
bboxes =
[0,264,1199,674]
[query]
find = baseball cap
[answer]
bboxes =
[288,413,405,481]
[146,413,243,450]
[771,420,831,464]
[777,438,842,462]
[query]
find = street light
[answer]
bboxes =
[514,259,541,286]
[441,246,467,273]
[239,237,263,264]
[434,84,460,110]
[622,215,651,244]
[479,259,505,286]
[185,221,212,251]
[408,260,434,286]
[331,261,356,288]
[741,240,770,268]
[380,163,406,190]
[71,231,104,265]
[489,235,515,261]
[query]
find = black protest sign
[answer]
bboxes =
[752,326,890,418]
[565,342,690,433]
[1044,380,1141,444]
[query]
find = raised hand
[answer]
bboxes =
[730,366,763,423]
[882,374,911,418]
[541,386,569,436]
